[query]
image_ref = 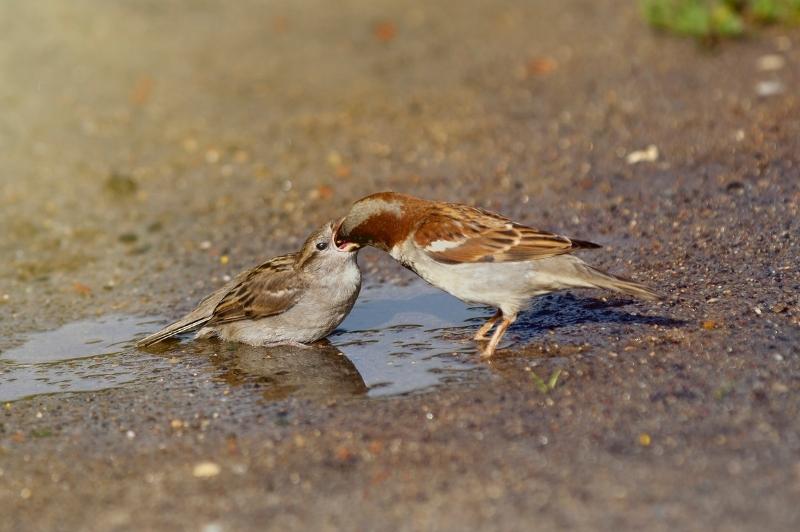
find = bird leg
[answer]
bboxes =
[473,310,502,340]
[480,315,515,359]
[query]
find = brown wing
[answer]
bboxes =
[207,254,306,325]
[413,204,600,264]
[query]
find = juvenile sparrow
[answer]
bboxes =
[335,192,660,358]
[137,221,361,348]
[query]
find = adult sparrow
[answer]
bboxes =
[137,221,361,347]
[334,192,660,358]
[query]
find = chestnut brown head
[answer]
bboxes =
[334,192,425,252]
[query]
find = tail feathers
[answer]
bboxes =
[571,238,602,250]
[136,279,235,348]
[136,316,209,347]
[577,263,662,301]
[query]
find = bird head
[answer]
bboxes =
[334,191,423,252]
[297,220,360,272]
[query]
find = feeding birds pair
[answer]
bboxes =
[137,192,660,358]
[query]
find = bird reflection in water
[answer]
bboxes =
[204,340,368,401]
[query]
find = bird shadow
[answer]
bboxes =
[502,292,685,343]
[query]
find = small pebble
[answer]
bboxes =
[373,21,396,43]
[193,461,221,478]
[757,54,785,71]
[327,150,342,167]
[182,138,198,152]
[770,304,789,314]
[756,81,785,97]
[771,383,789,394]
[626,145,659,164]
[485,484,504,499]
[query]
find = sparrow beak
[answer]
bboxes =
[337,241,360,252]
[332,217,360,252]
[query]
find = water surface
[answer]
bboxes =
[0,315,169,402]
[0,282,491,402]
[332,282,488,396]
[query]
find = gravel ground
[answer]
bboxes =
[1,0,799,530]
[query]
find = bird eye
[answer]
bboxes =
[316,242,328,251]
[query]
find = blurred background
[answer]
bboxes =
[1,0,797,319]
[1,1,799,530]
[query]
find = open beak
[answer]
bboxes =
[337,241,360,252]
[332,217,360,253]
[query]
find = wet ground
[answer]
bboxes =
[1,0,799,530]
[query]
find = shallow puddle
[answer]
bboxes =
[331,283,489,396]
[0,315,170,402]
[0,282,491,402]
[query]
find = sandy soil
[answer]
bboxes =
[1,0,799,530]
